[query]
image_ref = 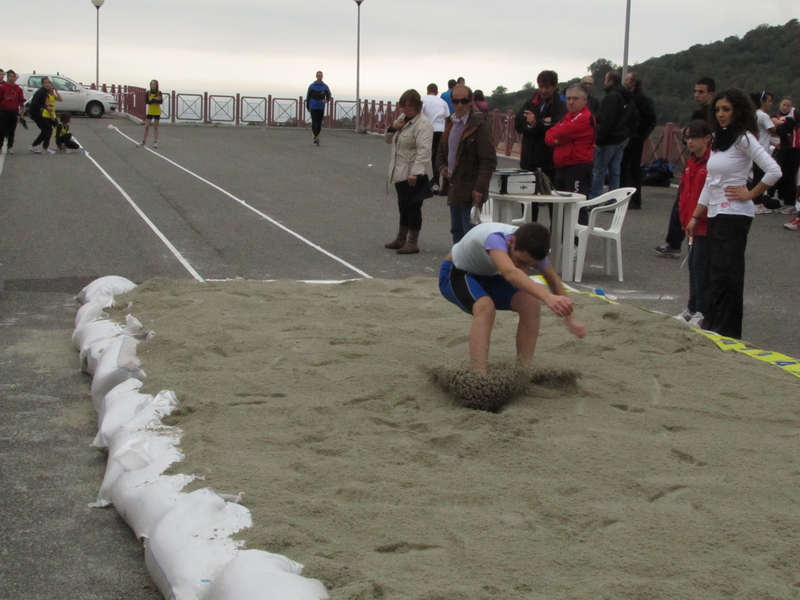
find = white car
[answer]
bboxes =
[19,73,117,118]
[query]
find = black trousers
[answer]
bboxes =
[430,131,442,186]
[0,111,19,149]
[556,163,593,226]
[665,191,685,249]
[32,114,54,148]
[703,214,752,340]
[395,175,432,231]
[620,136,645,206]
[309,109,324,137]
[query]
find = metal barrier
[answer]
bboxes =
[108,83,687,167]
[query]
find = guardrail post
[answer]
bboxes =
[171,91,176,123]
[298,96,303,128]
[235,93,240,126]
[505,110,515,157]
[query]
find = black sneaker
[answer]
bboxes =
[313,137,320,146]
[655,244,681,258]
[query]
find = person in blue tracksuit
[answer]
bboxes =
[306,71,331,146]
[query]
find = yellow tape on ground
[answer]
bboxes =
[568,285,800,380]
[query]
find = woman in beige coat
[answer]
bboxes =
[384,89,434,254]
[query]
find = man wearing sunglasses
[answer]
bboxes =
[436,85,497,243]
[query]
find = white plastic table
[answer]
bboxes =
[488,192,586,282]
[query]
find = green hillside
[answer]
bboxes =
[490,19,799,125]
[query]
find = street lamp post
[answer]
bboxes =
[622,0,631,80]
[354,0,364,133]
[91,0,105,90]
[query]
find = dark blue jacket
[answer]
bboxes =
[306,81,331,111]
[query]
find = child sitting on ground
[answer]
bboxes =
[680,119,713,327]
[439,221,586,374]
[55,113,80,154]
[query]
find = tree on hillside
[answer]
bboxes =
[588,58,620,85]
[492,85,508,96]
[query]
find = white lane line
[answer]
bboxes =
[111,126,373,280]
[80,144,205,282]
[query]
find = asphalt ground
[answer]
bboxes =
[1,114,798,598]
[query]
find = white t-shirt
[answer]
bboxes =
[755,109,773,152]
[698,131,782,218]
[421,94,450,133]
[452,222,549,276]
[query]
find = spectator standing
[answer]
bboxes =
[514,70,567,221]
[620,71,656,209]
[772,97,799,215]
[750,91,778,213]
[441,79,457,114]
[473,90,490,118]
[688,89,781,339]
[306,71,331,146]
[436,85,497,243]
[656,76,716,257]
[589,71,631,199]
[545,83,596,199]
[675,120,713,328]
[29,78,60,154]
[138,79,163,149]
[420,83,450,194]
[0,70,26,154]
[581,76,600,114]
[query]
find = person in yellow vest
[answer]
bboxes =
[138,79,163,148]
[29,77,62,154]
[55,112,81,154]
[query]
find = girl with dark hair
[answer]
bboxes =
[686,88,781,339]
[384,89,434,254]
[138,79,163,148]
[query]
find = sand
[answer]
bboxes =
[107,277,800,600]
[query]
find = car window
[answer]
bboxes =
[29,77,43,89]
[52,77,77,92]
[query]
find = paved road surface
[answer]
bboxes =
[1,115,797,598]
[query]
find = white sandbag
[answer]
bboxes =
[94,378,145,432]
[74,313,150,353]
[77,276,137,304]
[206,550,329,600]
[91,334,146,411]
[93,385,178,449]
[113,472,196,541]
[81,336,117,376]
[75,294,115,328]
[72,318,123,351]
[144,489,252,600]
[93,425,182,508]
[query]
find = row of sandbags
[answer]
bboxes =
[73,276,329,600]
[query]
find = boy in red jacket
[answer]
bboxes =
[679,120,713,327]
[0,70,27,154]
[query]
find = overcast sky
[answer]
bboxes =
[3,0,796,101]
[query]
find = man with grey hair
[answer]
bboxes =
[581,75,600,114]
[545,83,596,201]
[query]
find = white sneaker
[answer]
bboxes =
[7,148,14,154]
[153,142,158,148]
[777,205,797,215]
[688,312,705,328]
[42,148,56,155]
[29,145,41,154]
[61,148,72,154]
[674,308,692,322]
[753,204,772,214]
[137,141,145,148]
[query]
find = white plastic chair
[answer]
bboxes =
[480,197,494,223]
[573,187,636,283]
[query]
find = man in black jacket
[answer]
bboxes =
[620,71,657,209]
[514,70,566,220]
[589,71,631,199]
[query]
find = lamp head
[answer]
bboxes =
[354,0,364,4]
[91,0,105,8]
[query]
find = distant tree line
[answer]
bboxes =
[489,19,799,126]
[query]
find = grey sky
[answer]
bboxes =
[3,0,796,101]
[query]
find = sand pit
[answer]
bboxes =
[108,277,799,599]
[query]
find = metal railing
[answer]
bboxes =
[107,84,688,167]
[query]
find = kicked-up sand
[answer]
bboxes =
[108,277,800,600]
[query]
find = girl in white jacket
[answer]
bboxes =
[687,88,781,339]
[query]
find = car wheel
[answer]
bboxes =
[86,101,105,118]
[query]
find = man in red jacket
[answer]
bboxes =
[545,83,596,199]
[0,70,27,154]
